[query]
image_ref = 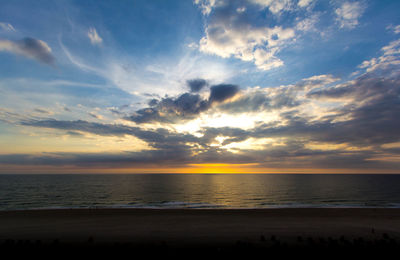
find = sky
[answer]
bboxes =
[0,0,400,174]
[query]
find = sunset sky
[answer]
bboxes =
[1,0,400,173]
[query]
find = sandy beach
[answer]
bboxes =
[0,208,399,247]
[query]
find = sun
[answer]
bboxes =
[186,163,262,174]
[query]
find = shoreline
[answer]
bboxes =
[1,208,399,245]
[3,203,400,211]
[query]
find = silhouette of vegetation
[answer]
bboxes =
[1,233,399,258]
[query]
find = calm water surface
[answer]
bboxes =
[0,174,399,210]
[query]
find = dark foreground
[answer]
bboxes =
[0,208,399,257]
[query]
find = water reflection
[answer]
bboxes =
[0,174,399,210]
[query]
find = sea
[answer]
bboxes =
[0,174,399,210]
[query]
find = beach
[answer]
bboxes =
[0,208,399,246]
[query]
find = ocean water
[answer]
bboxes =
[0,174,399,210]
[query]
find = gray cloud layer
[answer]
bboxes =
[187,78,208,92]
[2,40,400,171]
[15,67,400,170]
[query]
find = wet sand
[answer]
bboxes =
[0,208,399,247]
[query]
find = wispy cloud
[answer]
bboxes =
[60,34,235,97]
[87,27,103,45]
[0,22,16,32]
[387,24,400,34]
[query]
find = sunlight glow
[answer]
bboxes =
[187,163,262,173]
[221,137,284,152]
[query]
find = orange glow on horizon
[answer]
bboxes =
[1,163,400,174]
[185,163,261,174]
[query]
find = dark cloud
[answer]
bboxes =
[127,107,166,124]
[126,83,240,124]
[22,119,136,136]
[148,98,159,106]
[0,37,55,65]
[88,112,102,119]
[66,131,84,137]
[33,108,53,114]
[17,38,55,65]
[304,74,400,145]
[127,93,209,123]
[0,152,188,167]
[21,119,199,151]
[307,74,400,101]
[187,78,208,92]
[209,84,239,103]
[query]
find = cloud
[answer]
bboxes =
[209,84,239,102]
[127,73,338,124]
[0,22,15,32]
[394,25,400,34]
[295,74,339,89]
[218,87,299,114]
[87,27,103,45]
[127,93,210,123]
[209,70,400,149]
[20,119,199,148]
[297,0,313,8]
[386,24,400,34]
[126,83,239,124]
[200,64,399,150]
[306,77,400,146]
[250,0,293,14]
[335,1,365,29]
[21,119,137,137]
[88,112,103,120]
[296,14,319,32]
[196,0,296,70]
[240,0,314,14]
[0,37,55,65]
[218,74,338,113]
[3,31,400,171]
[10,55,400,171]
[0,151,196,168]
[357,39,400,73]
[33,108,54,115]
[187,78,208,92]
[60,34,234,97]
[12,105,400,170]
[194,0,218,15]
